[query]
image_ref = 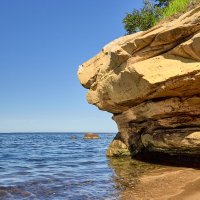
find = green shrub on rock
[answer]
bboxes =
[123,0,160,34]
[122,0,196,34]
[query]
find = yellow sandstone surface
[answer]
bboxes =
[78,6,200,157]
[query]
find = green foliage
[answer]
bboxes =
[123,0,159,34]
[123,9,141,34]
[162,0,191,18]
[123,0,194,34]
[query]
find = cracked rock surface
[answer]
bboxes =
[78,7,200,157]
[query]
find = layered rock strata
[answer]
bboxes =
[78,7,200,157]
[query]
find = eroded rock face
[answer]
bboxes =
[78,6,200,157]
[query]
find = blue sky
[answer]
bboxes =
[0,0,143,133]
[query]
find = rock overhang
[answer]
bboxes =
[78,6,200,157]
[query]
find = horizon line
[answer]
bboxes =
[0,131,116,134]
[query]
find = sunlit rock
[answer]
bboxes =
[83,133,100,139]
[78,6,200,157]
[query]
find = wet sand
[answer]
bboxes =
[120,166,200,200]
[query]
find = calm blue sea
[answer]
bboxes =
[0,133,158,200]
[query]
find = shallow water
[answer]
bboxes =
[0,133,161,200]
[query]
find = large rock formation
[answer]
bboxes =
[78,6,200,157]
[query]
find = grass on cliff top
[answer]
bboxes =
[162,0,200,19]
[161,0,198,19]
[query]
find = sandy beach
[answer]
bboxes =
[120,166,200,200]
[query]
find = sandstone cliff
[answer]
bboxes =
[78,6,200,157]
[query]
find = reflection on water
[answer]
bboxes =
[108,157,162,191]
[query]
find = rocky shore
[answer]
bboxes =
[78,6,200,158]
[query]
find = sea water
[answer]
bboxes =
[0,133,159,200]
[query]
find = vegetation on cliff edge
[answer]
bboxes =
[123,0,199,34]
